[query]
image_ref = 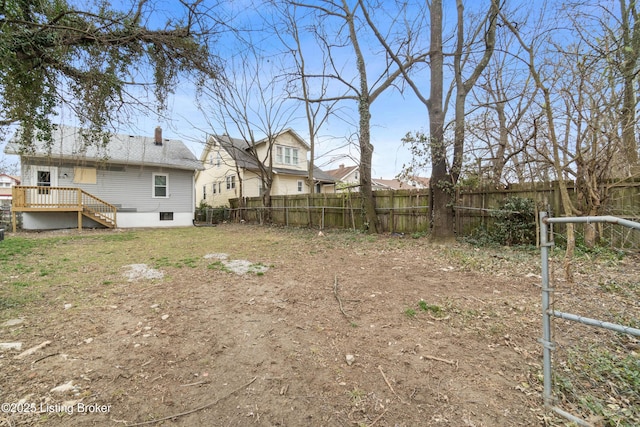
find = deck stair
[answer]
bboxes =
[11,186,117,231]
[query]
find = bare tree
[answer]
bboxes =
[466,31,539,186]
[564,0,640,173]
[288,0,428,233]
[274,2,339,225]
[502,6,582,278]
[200,48,296,223]
[377,0,499,240]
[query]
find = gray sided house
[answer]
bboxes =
[4,125,203,230]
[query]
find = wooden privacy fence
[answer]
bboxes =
[455,180,640,247]
[228,180,640,240]
[229,189,430,233]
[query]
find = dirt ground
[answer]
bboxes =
[0,223,621,426]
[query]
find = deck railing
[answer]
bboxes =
[11,186,117,228]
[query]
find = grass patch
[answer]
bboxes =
[404,308,417,318]
[0,238,41,266]
[97,232,138,242]
[207,260,232,273]
[418,300,445,317]
[12,281,31,288]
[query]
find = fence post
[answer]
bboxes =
[539,211,554,409]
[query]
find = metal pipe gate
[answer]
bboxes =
[539,212,640,426]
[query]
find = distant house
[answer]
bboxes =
[325,164,430,192]
[195,129,335,206]
[0,173,20,208]
[4,125,203,230]
[325,164,360,191]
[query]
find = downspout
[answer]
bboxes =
[192,172,196,226]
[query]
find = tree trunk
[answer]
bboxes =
[345,0,379,233]
[359,133,379,232]
[620,0,639,168]
[428,0,455,240]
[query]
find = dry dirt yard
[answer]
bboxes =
[0,224,633,426]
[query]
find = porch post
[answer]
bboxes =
[77,189,82,230]
[11,186,17,232]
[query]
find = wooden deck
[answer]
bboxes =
[11,186,117,232]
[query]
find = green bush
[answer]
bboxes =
[491,196,536,246]
[195,201,227,224]
[461,196,537,247]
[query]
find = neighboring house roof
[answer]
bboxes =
[4,125,203,171]
[0,174,20,184]
[405,176,430,188]
[253,128,311,150]
[372,178,404,190]
[325,164,358,181]
[208,134,335,183]
[323,163,430,191]
[373,177,430,190]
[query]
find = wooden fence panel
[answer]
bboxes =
[229,181,639,240]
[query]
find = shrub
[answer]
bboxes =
[491,196,536,246]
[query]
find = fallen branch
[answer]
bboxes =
[126,376,257,426]
[333,275,349,319]
[377,365,407,404]
[32,352,60,364]
[179,380,210,387]
[423,355,457,367]
[367,408,388,427]
[14,341,51,360]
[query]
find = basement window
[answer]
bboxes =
[159,212,174,221]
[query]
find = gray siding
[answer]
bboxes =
[22,161,195,213]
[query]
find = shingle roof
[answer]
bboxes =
[212,134,335,183]
[325,164,358,181]
[4,125,203,171]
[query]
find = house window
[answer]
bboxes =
[276,145,299,165]
[297,180,303,192]
[217,152,222,167]
[212,182,217,194]
[153,173,168,198]
[226,175,236,190]
[159,212,174,221]
[203,185,207,199]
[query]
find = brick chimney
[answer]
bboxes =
[154,126,162,146]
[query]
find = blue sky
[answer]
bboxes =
[0,1,503,179]
[0,0,579,181]
[129,0,438,179]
